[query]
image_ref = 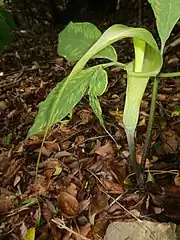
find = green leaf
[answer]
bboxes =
[148,0,180,53]
[27,68,99,138]
[25,227,35,240]
[0,10,16,29]
[58,22,117,62]
[0,10,15,55]
[2,133,12,147]
[20,198,38,206]
[88,66,108,125]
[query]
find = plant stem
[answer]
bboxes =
[159,72,180,78]
[141,77,159,171]
[126,131,144,190]
[100,62,126,69]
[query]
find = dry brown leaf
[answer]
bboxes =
[89,191,108,223]
[174,173,180,187]
[0,194,13,214]
[44,160,61,179]
[57,192,79,216]
[79,223,91,238]
[95,142,114,158]
[79,199,91,213]
[55,151,73,158]
[161,129,178,154]
[66,183,78,198]
[44,141,59,152]
[78,109,93,124]
[101,178,124,194]
[42,202,53,222]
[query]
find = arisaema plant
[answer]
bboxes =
[27,0,180,189]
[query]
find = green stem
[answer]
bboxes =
[159,72,180,78]
[141,77,159,172]
[101,61,126,69]
[126,132,144,190]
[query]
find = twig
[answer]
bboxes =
[52,218,91,240]
[87,169,141,222]
[141,77,159,172]
[0,67,24,88]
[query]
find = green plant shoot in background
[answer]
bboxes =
[0,1,16,55]
[27,0,180,189]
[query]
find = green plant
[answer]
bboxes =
[0,5,16,55]
[27,0,180,188]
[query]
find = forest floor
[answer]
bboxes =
[0,19,180,240]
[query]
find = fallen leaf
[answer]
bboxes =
[89,191,108,225]
[25,227,35,240]
[0,194,13,214]
[66,183,78,198]
[174,173,180,187]
[102,178,124,194]
[95,142,114,158]
[78,109,93,124]
[55,151,73,158]
[161,129,178,154]
[79,223,91,238]
[57,192,79,216]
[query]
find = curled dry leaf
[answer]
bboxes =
[57,192,79,216]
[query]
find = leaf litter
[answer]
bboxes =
[0,19,180,240]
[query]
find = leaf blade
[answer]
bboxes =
[148,0,180,52]
[27,68,100,138]
[58,22,117,62]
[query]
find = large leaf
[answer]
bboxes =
[0,10,15,55]
[58,22,117,62]
[148,0,180,52]
[0,10,16,29]
[27,67,102,138]
[88,66,108,126]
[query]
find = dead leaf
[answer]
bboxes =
[89,191,108,224]
[174,173,180,187]
[78,109,93,124]
[55,151,73,158]
[57,192,79,216]
[79,199,91,213]
[161,129,178,154]
[44,160,61,179]
[79,223,91,238]
[42,202,53,222]
[95,142,114,158]
[101,178,124,194]
[75,135,85,145]
[34,146,52,157]
[66,183,78,198]
[0,194,13,214]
